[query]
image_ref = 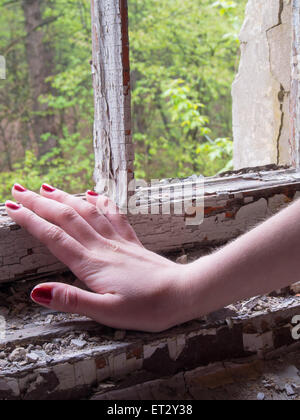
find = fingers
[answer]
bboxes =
[5,201,87,274]
[12,184,104,249]
[31,283,117,326]
[86,193,143,247]
[39,184,119,241]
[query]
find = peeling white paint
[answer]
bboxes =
[108,352,128,377]
[167,335,186,361]
[187,328,217,339]
[74,359,97,386]
[233,0,292,168]
[53,363,76,391]
[143,342,166,360]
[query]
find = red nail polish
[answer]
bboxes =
[87,190,99,197]
[31,287,53,305]
[42,183,56,193]
[5,201,21,211]
[14,184,27,192]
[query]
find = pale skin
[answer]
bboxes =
[5,183,300,333]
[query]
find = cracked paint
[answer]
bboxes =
[1,168,300,283]
[0,291,299,400]
[233,0,292,169]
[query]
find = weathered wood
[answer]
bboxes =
[90,353,300,400]
[233,0,292,168]
[1,169,300,284]
[1,288,299,400]
[290,0,300,168]
[91,0,134,210]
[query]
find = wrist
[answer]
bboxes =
[155,255,216,331]
[156,262,196,330]
[177,255,216,323]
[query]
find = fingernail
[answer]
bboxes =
[87,190,99,197]
[31,286,53,305]
[14,183,27,192]
[42,183,56,193]
[5,201,21,211]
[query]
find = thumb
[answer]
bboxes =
[31,283,114,323]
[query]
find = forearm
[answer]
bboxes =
[184,198,300,320]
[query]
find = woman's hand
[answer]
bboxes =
[5,184,189,333]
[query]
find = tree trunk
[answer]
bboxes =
[22,0,57,157]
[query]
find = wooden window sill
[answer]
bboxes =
[1,167,300,284]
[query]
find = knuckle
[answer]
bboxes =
[23,211,37,227]
[77,253,104,274]
[99,196,110,207]
[62,288,79,312]
[97,196,111,214]
[44,225,65,243]
[84,205,100,219]
[59,206,78,223]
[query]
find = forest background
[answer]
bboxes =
[0,0,247,201]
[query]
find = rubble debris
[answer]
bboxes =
[26,353,40,364]
[272,365,300,394]
[176,255,188,265]
[71,339,87,349]
[285,384,295,397]
[291,282,300,295]
[8,348,27,363]
[114,330,126,341]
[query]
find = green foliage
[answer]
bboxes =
[0,131,94,202]
[0,0,94,202]
[130,0,245,179]
[0,0,247,202]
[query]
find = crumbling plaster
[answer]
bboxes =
[233,0,292,169]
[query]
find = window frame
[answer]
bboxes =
[91,0,300,204]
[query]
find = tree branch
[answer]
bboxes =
[3,16,59,55]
